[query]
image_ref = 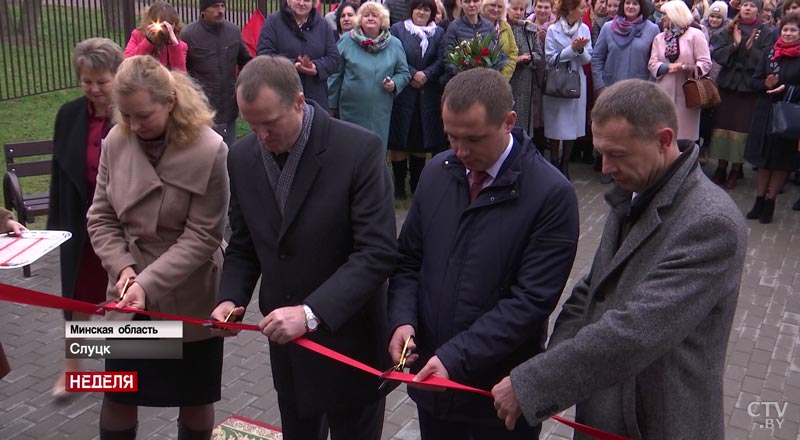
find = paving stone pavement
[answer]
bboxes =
[1,162,799,439]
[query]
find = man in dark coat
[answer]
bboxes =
[183,0,251,147]
[492,79,748,440]
[211,55,397,440]
[257,1,340,112]
[388,68,579,439]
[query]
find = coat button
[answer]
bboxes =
[511,190,516,194]
[490,196,496,201]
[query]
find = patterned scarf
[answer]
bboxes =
[664,26,687,62]
[403,19,438,57]
[559,18,581,37]
[611,15,644,48]
[350,27,392,53]
[772,37,800,61]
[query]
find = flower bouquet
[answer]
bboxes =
[447,32,505,71]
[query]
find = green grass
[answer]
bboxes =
[0,89,80,228]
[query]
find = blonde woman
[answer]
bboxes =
[87,55,229,439]
[328,1,411,149]
[482,0,519,79]
[648,0,711,144]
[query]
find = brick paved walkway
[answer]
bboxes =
[1,162,799,439]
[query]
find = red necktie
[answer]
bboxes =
[469,170,491,203]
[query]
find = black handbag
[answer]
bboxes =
[543,52,580,99]
[768,86,800,139]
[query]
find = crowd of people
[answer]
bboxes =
[38,0,797,439]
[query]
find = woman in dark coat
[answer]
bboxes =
[743,13,800,223]
[257,0,341,111]
[388,0,446,199]
[48,38,123,399]
[707,0,775,189]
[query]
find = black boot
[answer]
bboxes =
[408,155,426,194]
[100,426,137,440]
[794,197,800,211]
[759,198,776,224]
[391,159,408,200]
[178,422,213,440]
[746,196,765,220]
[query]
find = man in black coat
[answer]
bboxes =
[183,0,251,147]
[387,68,579,439]
[211,55,397,440]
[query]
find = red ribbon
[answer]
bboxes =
[0,282,629,440]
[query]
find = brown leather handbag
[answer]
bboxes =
[683,76,721,109]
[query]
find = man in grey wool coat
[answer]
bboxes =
[492,79,748,440]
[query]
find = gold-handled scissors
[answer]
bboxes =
[378,335,413,391]
[116,276,136,303]
[223,307,236,323]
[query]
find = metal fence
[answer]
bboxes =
[0,0,327,100]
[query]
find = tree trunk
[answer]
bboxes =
[17,0,43,44]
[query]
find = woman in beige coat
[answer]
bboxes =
[648,0,711,142]
[87,55,229,440]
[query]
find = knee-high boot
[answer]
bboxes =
[391,159,408,200]
[408,156,426,194]
[99,426,137,440]
[178,422,213,440]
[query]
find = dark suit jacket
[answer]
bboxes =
[48,96,96,318]
[218,101,397,416]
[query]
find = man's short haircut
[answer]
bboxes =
[442,68,513,125]
[592,79,678,140]
[236,55,302,107]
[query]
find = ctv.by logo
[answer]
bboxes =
[747,401,788,430]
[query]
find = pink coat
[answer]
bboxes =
[648,27,711,141]
[124,29,188,72]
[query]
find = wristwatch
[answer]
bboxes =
[302,304,319,333]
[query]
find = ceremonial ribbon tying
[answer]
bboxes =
[0,283,629,440]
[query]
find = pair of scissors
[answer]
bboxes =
[378,335,413,391]
[116,276,136,303]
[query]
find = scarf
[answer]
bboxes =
[559,17,581,37]
[403,19,438,57]
[772,37,800,61]
[611,15,644,48]
[350,27,392,53]
[664,26,687,62]
[738,17,759,27]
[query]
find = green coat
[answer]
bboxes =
[328,34,411,148]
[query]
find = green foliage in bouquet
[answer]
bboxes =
[447,32,503,71]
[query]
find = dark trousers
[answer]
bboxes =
[277,393,385,440]
[418,407,540,440]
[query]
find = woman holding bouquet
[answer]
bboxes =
[440,0,504,83]
[543,0,592,179]
[328,1,411,149]
[124,1,187,72]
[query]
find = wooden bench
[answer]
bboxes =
[3,140,53,277]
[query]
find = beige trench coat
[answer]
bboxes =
[87,125,229,341]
